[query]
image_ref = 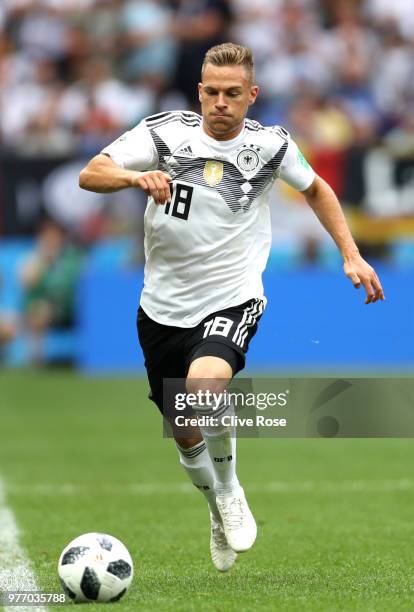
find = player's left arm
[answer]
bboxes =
[302,175,384,304]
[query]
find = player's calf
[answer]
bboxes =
[186,360,240,497]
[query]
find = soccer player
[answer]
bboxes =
[79,43,384,572]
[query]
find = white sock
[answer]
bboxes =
[176,440,221,522]
[197,403,240,497]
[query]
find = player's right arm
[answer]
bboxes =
[79,154,172,205]
[79,119,172,204]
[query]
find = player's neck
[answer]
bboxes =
[202,120,245,142]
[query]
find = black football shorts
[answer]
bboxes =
[137,298,264,415]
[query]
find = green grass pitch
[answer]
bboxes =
[1,370,414,611]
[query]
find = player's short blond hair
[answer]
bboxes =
[201,43,255,82]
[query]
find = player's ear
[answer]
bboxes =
[198,82,203,103]
[248,85,259,106]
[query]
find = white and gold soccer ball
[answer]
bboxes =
[58,532,133,603]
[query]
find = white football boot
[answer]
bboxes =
[216,488,257,553]
[210,514,237,572]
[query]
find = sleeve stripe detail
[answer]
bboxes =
[146,111,172,123]
[146,111,202,129]
[272,126,289,140]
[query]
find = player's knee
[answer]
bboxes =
[186,375,227,399]
[174,435,203,449]
[186,356,232,396]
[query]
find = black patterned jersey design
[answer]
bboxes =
[149,128,288,213]
[102,111,315,327]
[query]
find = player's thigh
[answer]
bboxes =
[188,354,232,378]
[137,306,188,413]
[185,298,265,386]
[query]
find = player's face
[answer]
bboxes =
[198,64,259,141]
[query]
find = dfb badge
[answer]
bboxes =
[237,149,259,172]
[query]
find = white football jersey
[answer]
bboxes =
[102,111,315,327]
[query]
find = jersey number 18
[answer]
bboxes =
[164,183,194,221]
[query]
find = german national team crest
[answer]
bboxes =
[237,149,259,172]
[203,161,223,187]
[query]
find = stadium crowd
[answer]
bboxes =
[1,0,414,365]
[0,0,413,160]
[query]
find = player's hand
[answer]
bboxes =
[343,254,385,304]
[132,171,172,205]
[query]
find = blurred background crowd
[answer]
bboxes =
[1,0,414,157]
[0,0,413,367]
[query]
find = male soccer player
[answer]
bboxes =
[79,43,384,572]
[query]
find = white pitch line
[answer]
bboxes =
[0,477,47,612]
[5,479,414,496]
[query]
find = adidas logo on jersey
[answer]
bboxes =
[176,145,194,158]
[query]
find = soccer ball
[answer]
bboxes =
[58,532,133,603]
